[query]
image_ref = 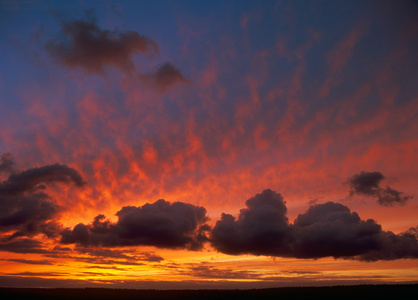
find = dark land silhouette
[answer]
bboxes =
[0,284,417,300]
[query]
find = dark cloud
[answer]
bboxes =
[9,271,69,277]
[347,171,413,206]
[5,258,53,265]
[0,163,85,197]
[291,202,383,259]
[405,226,418,238]
[177,263,332,282]
[141,63,191,92]
[46,12,158,74]
[356,229,418,261]
[0,275,100,288]
[45,243,162,266]
[61,199,209,250]
[0,192,59,238]
[348,171,384,196]
[174,262,323,282]
[75,247,163,262]
[0,239,49,254]
[211,189,418,260]
[52,245,72,252]
[45,252,145,266]
[0,153,14,174]
[180,263,258,280]
[0,157,85,240]
[46,12,191,93]
[211,189,291,256]
[84,265,126,270]
[377,186,413,207]
[80,271,117,277]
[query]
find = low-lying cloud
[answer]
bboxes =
[211,189,418,261]
[211,189,291,256]
[61,199,210,250]
[1,159,416,263]
[0,238,50,254]
[0,154,85,241]
[59,189,418,261]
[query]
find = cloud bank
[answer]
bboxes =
[1,156,416,263]
[61,199,210,250]
[211,189,418,261]
[58,188,418,261]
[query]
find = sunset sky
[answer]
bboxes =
[1,0,418,289]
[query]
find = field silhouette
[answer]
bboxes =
[1,284,417,300]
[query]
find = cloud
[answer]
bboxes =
[0,239,49,254]
[357,229,418,261]
[0,155,86,240]
[405,226,418,238]
[377,186,413,207]
[46,12,191,93]
[44,246,163,266]
[291,202,383,259]
[46,12,159,74]
[75,247,164,262]
[179,263,259,280]
[211,189,291,256]
[7,271,69,277]
[61,199,210,250]
[5,258,53,265]
[45,252,146,266]
[347,171,413,206]
[141,63,191,92]
[211,189,418,260]
[0,153,14,174]
[348,171,384,196]
[1,163,85,197]
[176,263,321,281]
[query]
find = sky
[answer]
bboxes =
[0,0,418,289]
